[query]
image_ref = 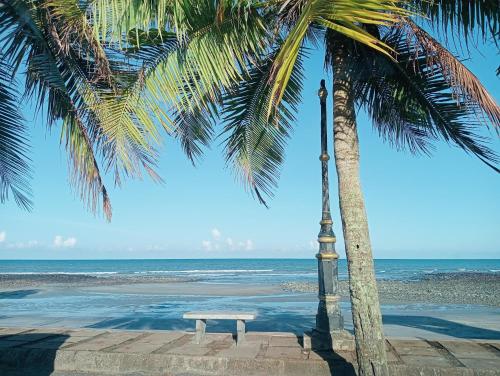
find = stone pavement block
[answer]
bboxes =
[65,329,103,338]
[0,328,32,337]
[442,341,500,360]
[244,333,270,345]
[400,354,454,368]
[111,341,164,354]
[216,343,261,359]
[224,357,284,375]
[203,333,233,343]
[139,332,185,345]
[66,332,141,351]
[307,349,356,363]
[111,332,186,354]
[21,338,70,350]
[282,359,335,376]
[269,335,301,348]
[25,328,68,334]
[458,357,500,369]
[265,345,308,360]
[389,339,440,356]
[390,339,433,348]
[164,342,211,356]
[399,346,442,357]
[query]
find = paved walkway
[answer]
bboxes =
[0,327,499,375]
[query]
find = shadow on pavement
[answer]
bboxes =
[307,335,356,376]
[383,315,500,339]
[0,332,69,375]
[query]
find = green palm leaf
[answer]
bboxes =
[412,0,499,43]
[0,58,32,210]
[1,0,118,218]
[221,46,305,205]
[266,0,412,115]
[350,26,500,171]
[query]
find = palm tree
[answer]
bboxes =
[319,7,499,373]
[0,0,408,211]
[0,2,408,373]
[2,1,498,375]
[0,0,166,219]
[233,4,499,375]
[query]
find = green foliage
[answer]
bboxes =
[346,26,499,171]
[0,58,32,210]
[221,47,305,205]
[412,0,499,43]
[1,0,498,216]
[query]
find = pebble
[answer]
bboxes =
[280,272,500,307]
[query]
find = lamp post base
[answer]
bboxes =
[302,329,354,352]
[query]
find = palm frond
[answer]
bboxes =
[412,0,499,43]
[90,0,173,44]
[60,112,112,219]
[221,47,305,205]
[171,85,216,164]
[350,26,500,171]
[0,57,32,210]
[0,0,122,219]
[89,2,270,173]
[404,21,500,128]
[139,2,268,120]
[266,0,412,115]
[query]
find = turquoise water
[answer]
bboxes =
[1,259,499,337]
[1,258,499,283]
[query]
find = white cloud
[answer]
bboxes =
[53,235,77,248]
[0,231,5,243]
[201,230,253,252]
[245,239,254,251]
[146,244,167,251]
[309,240,317,250]
[6,240,39,249]
[201,240,212,251]
[211,228,221,240]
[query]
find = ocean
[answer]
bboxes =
[1,259,499,337]
[1,258,499,284]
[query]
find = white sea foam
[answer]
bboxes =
[133,269,274,274]
[1,272,118,275]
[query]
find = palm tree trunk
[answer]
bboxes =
[332,47,388,376]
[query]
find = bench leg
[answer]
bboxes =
[195,319,206,344]
[236,320,245,345]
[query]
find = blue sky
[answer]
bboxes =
[1,36,499,260]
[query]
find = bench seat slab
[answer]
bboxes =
[183,311,256,321]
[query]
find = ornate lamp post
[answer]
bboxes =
[304,80,351,351]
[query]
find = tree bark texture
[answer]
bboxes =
[332,47,389,376]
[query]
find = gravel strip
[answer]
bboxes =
[0,274,198,288]
[281,272,500,307]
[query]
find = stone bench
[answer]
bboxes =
[183,311,256,345]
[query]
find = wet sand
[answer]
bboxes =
[2,272,498,306]
[1,273,499,339]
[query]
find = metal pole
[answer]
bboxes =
[315,79,343,337]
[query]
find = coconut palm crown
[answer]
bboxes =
[1,0,415,215]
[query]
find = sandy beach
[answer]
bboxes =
[2,271,499,306]
[1,269,499,340]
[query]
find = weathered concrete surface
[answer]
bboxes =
[0,327,499,375]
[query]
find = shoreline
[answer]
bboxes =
[1,271,499,307]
